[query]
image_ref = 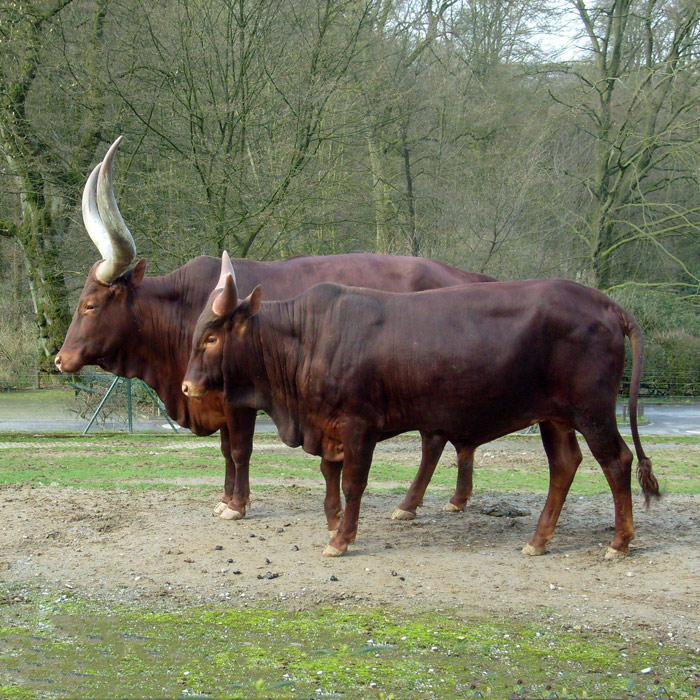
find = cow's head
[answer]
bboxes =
[55,137,146,375]
[182,251,261,399]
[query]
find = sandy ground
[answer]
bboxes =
[2,450,699,650]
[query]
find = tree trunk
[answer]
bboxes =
[401,127,418,256]
[366,125,392,254]
[14,201,72,369]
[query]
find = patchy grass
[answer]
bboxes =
[1,591,698,699]
[0,432,698,496]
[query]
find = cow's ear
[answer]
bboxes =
[129,259,147,287]
[212,274,238,317]
[238,285,262,321]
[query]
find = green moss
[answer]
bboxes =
[1,595,698,699]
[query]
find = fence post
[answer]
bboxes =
[83,376,122,435]
[126,378,133,433]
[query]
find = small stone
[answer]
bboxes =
[292,545,299,551]
[330,575,338,582]
[391,571,398,577]
[214,545,223,551]
[228,558,234,564]
[257,571,280,580]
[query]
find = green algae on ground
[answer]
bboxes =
[1,592,698,699]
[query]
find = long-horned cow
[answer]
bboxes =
[183,253,660,558]
[55,137,496,523]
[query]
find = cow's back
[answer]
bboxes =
[280,279,627,444]
[231,254,494,300]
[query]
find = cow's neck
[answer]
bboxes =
[117,270,216,430]
[235,302,314,451]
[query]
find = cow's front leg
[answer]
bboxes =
[392,433,447,520]
[324,432,376,557]
[218,407,256,521]
[214,424,237,516]
[320,458,343,533]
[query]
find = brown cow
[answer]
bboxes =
[54,137,495,523]
[183,253,660,558]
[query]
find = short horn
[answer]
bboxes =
[215,251,237,290]
[95,136,136,284]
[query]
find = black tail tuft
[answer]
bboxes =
[636,457,661,508]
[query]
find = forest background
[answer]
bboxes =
[0,0,698,395]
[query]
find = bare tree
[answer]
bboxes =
[110,0,373,261]
[549,0,700,290]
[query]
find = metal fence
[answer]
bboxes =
[620,369,700,399]
[1,368,699,397]
[0,371,179,434]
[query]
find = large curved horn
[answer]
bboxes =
[82,161,113,264]
[94,136,136,284]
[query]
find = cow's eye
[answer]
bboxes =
[206,336,217,344]
[85,303,96,311]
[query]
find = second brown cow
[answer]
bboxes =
[183,253,660,559]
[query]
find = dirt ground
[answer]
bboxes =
[1,438,699,651]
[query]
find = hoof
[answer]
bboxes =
[213,502,227,516]
[391,508,415,521]
[604,546,628,560]
[220,507,244,521]
[322,544,345,557]
[522,543,546,556]
[443,502,464,513]
[328,529,338,538]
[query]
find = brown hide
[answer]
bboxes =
[184,278,659,557]
[56,253,495,512]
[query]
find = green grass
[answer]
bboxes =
[1,591,698,700]
[0,432,698,496]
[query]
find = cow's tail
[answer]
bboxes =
[620,308,660,507]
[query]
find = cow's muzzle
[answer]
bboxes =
[54,352,80,374]
[182,380,206,399]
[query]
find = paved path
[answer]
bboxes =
[0,391,697,436]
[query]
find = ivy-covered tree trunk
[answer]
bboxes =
[15,204,72,365]
[0,0,106,372]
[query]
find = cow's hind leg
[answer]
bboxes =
[523,421,582,556]
[392,433,447,520]
[578,421,635,559]
[444,443,475,513]
[320,458,343,534]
